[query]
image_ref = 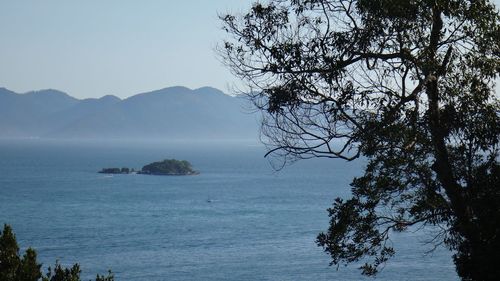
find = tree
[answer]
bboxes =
[0,224,23,281]
[18,249,43,281]
[0,224,114,281]
[42,262,113,281]
[0,224,42,281]
[220,0,499,279]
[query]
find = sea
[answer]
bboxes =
[0,139,457,280]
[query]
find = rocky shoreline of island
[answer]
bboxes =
[99,159,199,176]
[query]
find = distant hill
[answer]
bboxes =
[0,86,259,140]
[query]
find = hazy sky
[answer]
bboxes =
[0,1,498,99]
[0,0,253,98]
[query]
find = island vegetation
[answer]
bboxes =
[98,167,133,174]
[139,159,198,175]
[99,159,198,176]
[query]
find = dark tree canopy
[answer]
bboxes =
[220,0,500,279]
[0,224,114,281]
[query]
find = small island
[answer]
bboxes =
[98,167,134,174]
[99,159,198,176]
[139,159,198,175]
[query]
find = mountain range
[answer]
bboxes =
[0,86,259,140]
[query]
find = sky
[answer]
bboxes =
[0,0,498,99]
[0,0,253,99]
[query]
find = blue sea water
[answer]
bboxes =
[0,139,457,280]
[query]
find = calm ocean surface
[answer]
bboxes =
[0,139,457,280]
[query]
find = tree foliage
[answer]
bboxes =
[220,0,500,279]
[140,159,197,175]
[0,224,114,281]
[0,224,41,281]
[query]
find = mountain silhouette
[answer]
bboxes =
[0,86,259,140]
